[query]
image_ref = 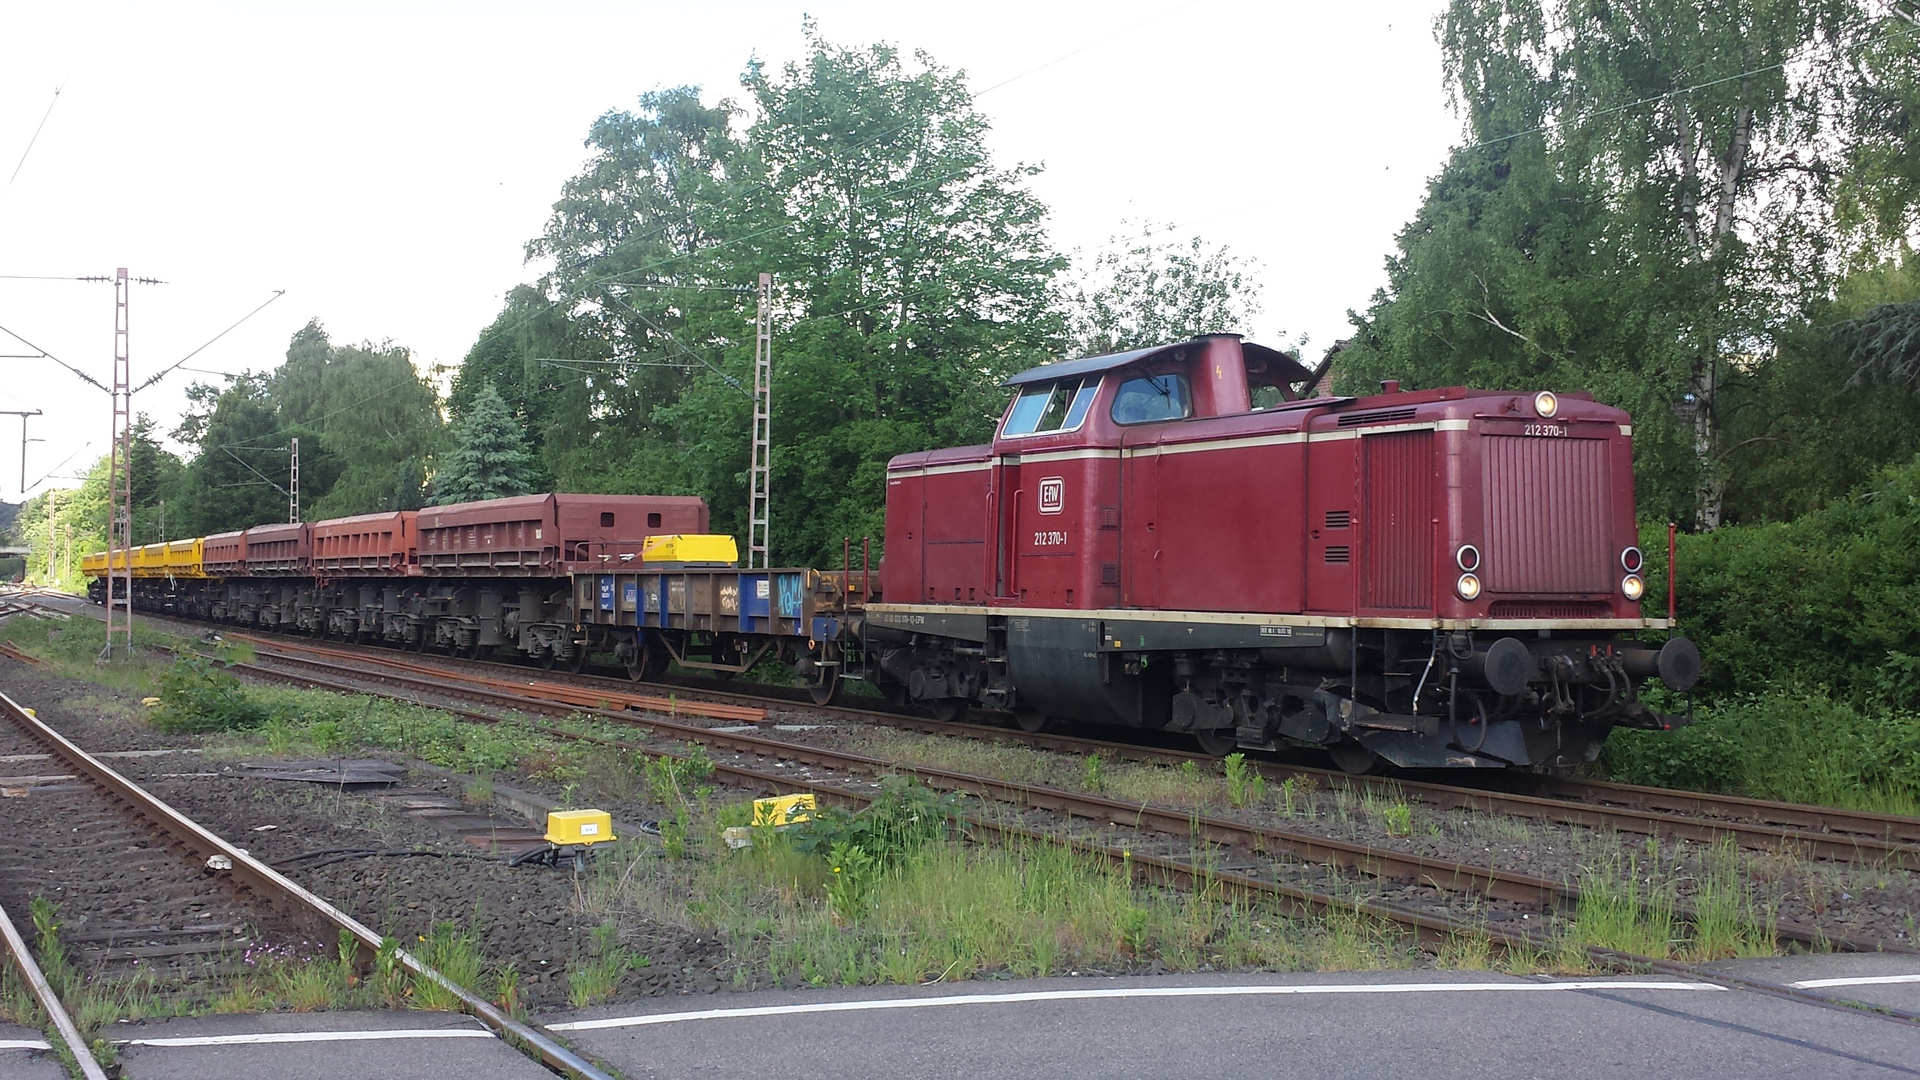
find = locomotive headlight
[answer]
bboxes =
[1621,574,1646,601]
[1455,544,1481,572]
[1534,390,1558,418]
[1621,546,1644,573]
[1456,573,1482,601]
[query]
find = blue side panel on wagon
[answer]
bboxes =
[576,567,850,641]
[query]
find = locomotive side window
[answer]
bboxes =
[1111,374,1192,424]
[1002,377,1100,437]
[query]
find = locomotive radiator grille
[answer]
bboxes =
[1483,435,1612,593]
[1362,431,1434,609]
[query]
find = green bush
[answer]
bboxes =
[793,776,958,865]
[152,652,269,733]
[1602,688,1920,814]
[1649,455,1920,706]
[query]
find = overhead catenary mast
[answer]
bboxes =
[748,272,772,569]
[103,268,134,661]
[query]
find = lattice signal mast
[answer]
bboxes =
[103,268,134,661]
[748,272,772,569]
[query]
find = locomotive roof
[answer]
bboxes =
[1003,337,1315,388]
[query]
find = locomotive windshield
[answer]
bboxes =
[1111,373,1192,424]
[1003,376,1100,436]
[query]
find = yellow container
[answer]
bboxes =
[81,550,109,576]
[751,792,816,827]
[164,537,206,578]
[544,809,615,846]
[640,534,739,565]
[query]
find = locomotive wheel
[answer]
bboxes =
[1192,728,1237,757]
[1327,741,1381,775]
[925,698,966,723]
[1013,708,1050,733]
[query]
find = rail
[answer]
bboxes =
[0,691,616,1080]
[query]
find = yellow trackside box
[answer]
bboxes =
[752,793,816,827]
[640,534,739,566]
[544,809,615,847]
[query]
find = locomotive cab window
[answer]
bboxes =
[1111,373,1192,425]
[1002,377,1100,437]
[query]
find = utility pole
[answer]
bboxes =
[748,273,772,569]
[0,410,42,494]
[289,436,299,523]
[104,268,134,660]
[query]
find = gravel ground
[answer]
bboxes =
[0,652,735,1012]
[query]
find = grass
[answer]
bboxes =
[582,796,1428,989]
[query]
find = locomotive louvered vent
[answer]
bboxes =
[1100,562,1120,586]
[1099,506,1119,530]
[1324,510,1351,529]
[1488,600,1611,620]
[1324,545,1351,564]
[1337,407,1418,427]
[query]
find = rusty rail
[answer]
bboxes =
[0,897,108,1080]
[0,692,617,1080]
[234,656,1904,957]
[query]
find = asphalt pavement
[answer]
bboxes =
[108,1009,555,1080]
[545,963,1920,1080]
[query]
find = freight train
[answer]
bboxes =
[86,335,1699,771]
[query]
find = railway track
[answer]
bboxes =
[6,603,1917,1030]
[45,596,1917,872]
[0,690,615,1080]
[228,640,1910,962]
[224,630,1920,874]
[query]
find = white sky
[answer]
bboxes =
[0,0,1458,499]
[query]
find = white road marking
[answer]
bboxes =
[119,1027,494,1048]
[547,979,1723,1032]
[0,1039,53,1050]
[1790,974,1920,990]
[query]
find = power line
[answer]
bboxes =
[135,289,286,392]
[6,84,62,188]
[0,321,108,392]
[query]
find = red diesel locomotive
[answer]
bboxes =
[866,334,1699,770]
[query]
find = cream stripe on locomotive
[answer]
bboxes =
[866,602,1670,633]
[891,417,1587,476]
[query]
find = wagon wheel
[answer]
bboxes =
[1192,728,1237,757]
[624,636,665,682]
[539,648,559,671]
[412,624,432,653]
[566,640,590,674]
[925,698,966,723]
[466,636,489,662]
[804,643,841,706]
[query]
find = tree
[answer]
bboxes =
[1343,0,1920,528]
[168,321,445,533]
[490,30,1067,564]
[431,383,537,505]
[1066,226,1265,355]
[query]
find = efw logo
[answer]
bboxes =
[1038,477,1065,515]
